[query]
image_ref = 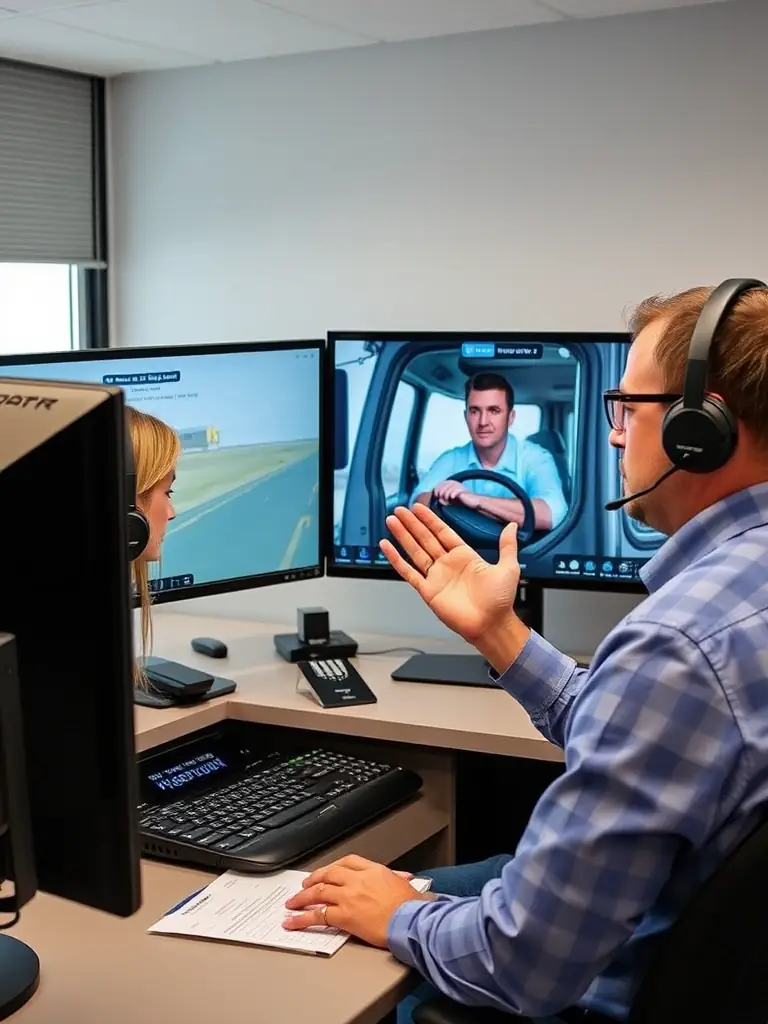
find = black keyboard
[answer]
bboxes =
[137,722,423,872]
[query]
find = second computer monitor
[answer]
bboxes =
[0,341,324,602]
[328,332,663,589]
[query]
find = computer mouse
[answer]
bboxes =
[190,636,229,659]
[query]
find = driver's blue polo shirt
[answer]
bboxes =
[412,434,568,530]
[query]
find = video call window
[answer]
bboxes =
[330,333,659,587]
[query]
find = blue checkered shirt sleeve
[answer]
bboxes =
[387,623,743,1017]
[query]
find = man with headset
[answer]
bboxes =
[285,280,768,1023]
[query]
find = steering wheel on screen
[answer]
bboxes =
[428,469,537,550]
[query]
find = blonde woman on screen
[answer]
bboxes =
[127,406,180,686]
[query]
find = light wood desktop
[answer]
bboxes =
[135,611,569,762]
[12,610,577,1024]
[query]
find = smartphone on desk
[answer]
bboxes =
[145,660,214,700]
[297,657,377,709]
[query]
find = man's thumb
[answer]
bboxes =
[499,522,519,567]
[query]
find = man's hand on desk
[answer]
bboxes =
[282,854,436,948]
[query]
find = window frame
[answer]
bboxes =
[0,74,108,355]
[82,77,109,349]
[381,379,418,500]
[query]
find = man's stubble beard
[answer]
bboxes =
[619,457,649,526]
[626,498,647,525]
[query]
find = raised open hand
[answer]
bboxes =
[379,503,521,645]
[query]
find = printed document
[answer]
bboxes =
[149,869,432,957]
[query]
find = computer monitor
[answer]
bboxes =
[0,341,324,603]
[327,332,659,617]
[0,376,141,1014]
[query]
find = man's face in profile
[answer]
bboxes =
[465,387,515,452]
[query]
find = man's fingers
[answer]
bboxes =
[283,905,336,931]
[332,854,375,870]
[286,880,343,910]
[383,517,437,577]
[408,502,465,551]
[300,863,334,890]
[379,539,427,594]
[301,854,373,890]
[388,507,446,561]
[498,521,519,570]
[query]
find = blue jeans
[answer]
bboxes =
[397,855,566,1024]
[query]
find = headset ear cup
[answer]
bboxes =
[662,396,737,473]
[661,399,683,466]
[702,393,738,467]
[127,508,151,562]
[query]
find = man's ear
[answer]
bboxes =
[507,409,516,428]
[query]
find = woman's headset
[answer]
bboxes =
[125,428,150,562]
[661,277,767,474]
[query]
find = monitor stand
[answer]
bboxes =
[391,582,545,689]
[0,935,39,1018]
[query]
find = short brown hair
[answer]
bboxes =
[464,372,514,410]
[628,285,768,445]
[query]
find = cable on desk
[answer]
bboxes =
[357,647,426,657]
[0,893,20,930]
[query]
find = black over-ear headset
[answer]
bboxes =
[661,277,767,474]
[125,426,150,562]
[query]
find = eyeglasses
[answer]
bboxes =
[603,389,682,432]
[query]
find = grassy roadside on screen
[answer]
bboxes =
[171,440,317,514]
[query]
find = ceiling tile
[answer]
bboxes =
[544,0,736,16]
[0,14,204,73]
[1,0,112,11]
[267,0,561,41]
[44,0,374,61]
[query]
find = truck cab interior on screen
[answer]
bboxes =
[332,336,665,583]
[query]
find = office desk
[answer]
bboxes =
[135,610,567,762]
[13,860,415,1024]
[13,610,573,1024]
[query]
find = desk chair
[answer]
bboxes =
[413,812,768,1024]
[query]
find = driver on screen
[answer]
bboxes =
[411,372,567,532]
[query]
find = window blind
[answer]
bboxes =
[0,60,102,265]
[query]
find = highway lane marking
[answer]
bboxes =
[280,515,312,570]
[167,460,311,536]
[167,487,258,535]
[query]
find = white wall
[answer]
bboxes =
[108,0,768,654]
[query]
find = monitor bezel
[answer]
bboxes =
[0,338,327,604]
[324,330,646,595]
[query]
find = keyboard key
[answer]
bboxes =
[261,796,327,829]
[179,826,214,842]
[237,828,265,841]
[197,832,227,847]
[147,819,176,833]
[212,835,247,851]
[307,773,346,796]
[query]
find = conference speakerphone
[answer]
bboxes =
[137,721,422,872]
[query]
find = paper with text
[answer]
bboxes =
[148,869,432,957]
